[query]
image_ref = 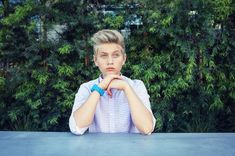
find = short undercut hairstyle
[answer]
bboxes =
[91,29,125,55]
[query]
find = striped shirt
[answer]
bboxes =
[69,75,156,135]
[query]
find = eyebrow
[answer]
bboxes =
[99,52,108,55]
[99,50,121,54]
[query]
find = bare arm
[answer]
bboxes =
[73,75,123,128]
[73,91,100,128]
[107,80,154,135]
[123,85,154,135]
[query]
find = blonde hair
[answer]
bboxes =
[91,29,125,55]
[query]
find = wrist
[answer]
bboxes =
[123,82,131,92]
[91,84,105,96]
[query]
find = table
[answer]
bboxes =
[0,131,234,156]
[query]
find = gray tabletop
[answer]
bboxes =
[0,131,234,156]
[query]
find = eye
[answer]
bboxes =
[100,54,108,58]
[113,53,120,58]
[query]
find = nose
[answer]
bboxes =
[107,56,113,65]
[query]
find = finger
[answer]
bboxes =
[107,87,112,97]
[115,75,123,79]
[110,75,123,79]
[106,75,118,82]
[111,77,123,82]
[115,76,123,80]
[106,76,122,86]
[107,87,111,95]
[109,91,112,98]
[104,75,123,89]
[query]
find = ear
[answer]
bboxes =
[122,54,127,65]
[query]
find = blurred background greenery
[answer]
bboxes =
[0,0,234,132]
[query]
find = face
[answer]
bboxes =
[94,43,126,78]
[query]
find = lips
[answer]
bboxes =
[106,67,115,71]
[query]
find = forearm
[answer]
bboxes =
[124,85,154,135]
[73,91,100,128]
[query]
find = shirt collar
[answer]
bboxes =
[98,75,103,83]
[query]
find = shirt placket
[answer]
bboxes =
[109,96,115,132]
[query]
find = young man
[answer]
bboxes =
[69,29,156,135]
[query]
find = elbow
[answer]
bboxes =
[73,112,92,128]
[141,125,154,135]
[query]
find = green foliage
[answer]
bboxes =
[125,0,235,132]
[57,64,74,77]
[58,44,73,55]
[1,1,34,26]
[103,15,124,29]
[31,70,50,85]
[0,77,5,90]
[0,0,234,132]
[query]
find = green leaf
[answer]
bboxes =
[58,44,73,55]
[1,2,34,25]
[57,64,74,76]
[209,96,224,111]
[31,70,50,85]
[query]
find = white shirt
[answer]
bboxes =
[69,75,156,135]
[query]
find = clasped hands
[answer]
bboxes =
[98,75,129,97]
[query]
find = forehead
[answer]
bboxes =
[97,43,122,54]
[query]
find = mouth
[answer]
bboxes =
[106,67,115,71]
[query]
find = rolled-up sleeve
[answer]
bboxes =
[69,84,90,135]
[130,80,156,134]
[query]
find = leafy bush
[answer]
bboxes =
[0,0,234,132]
